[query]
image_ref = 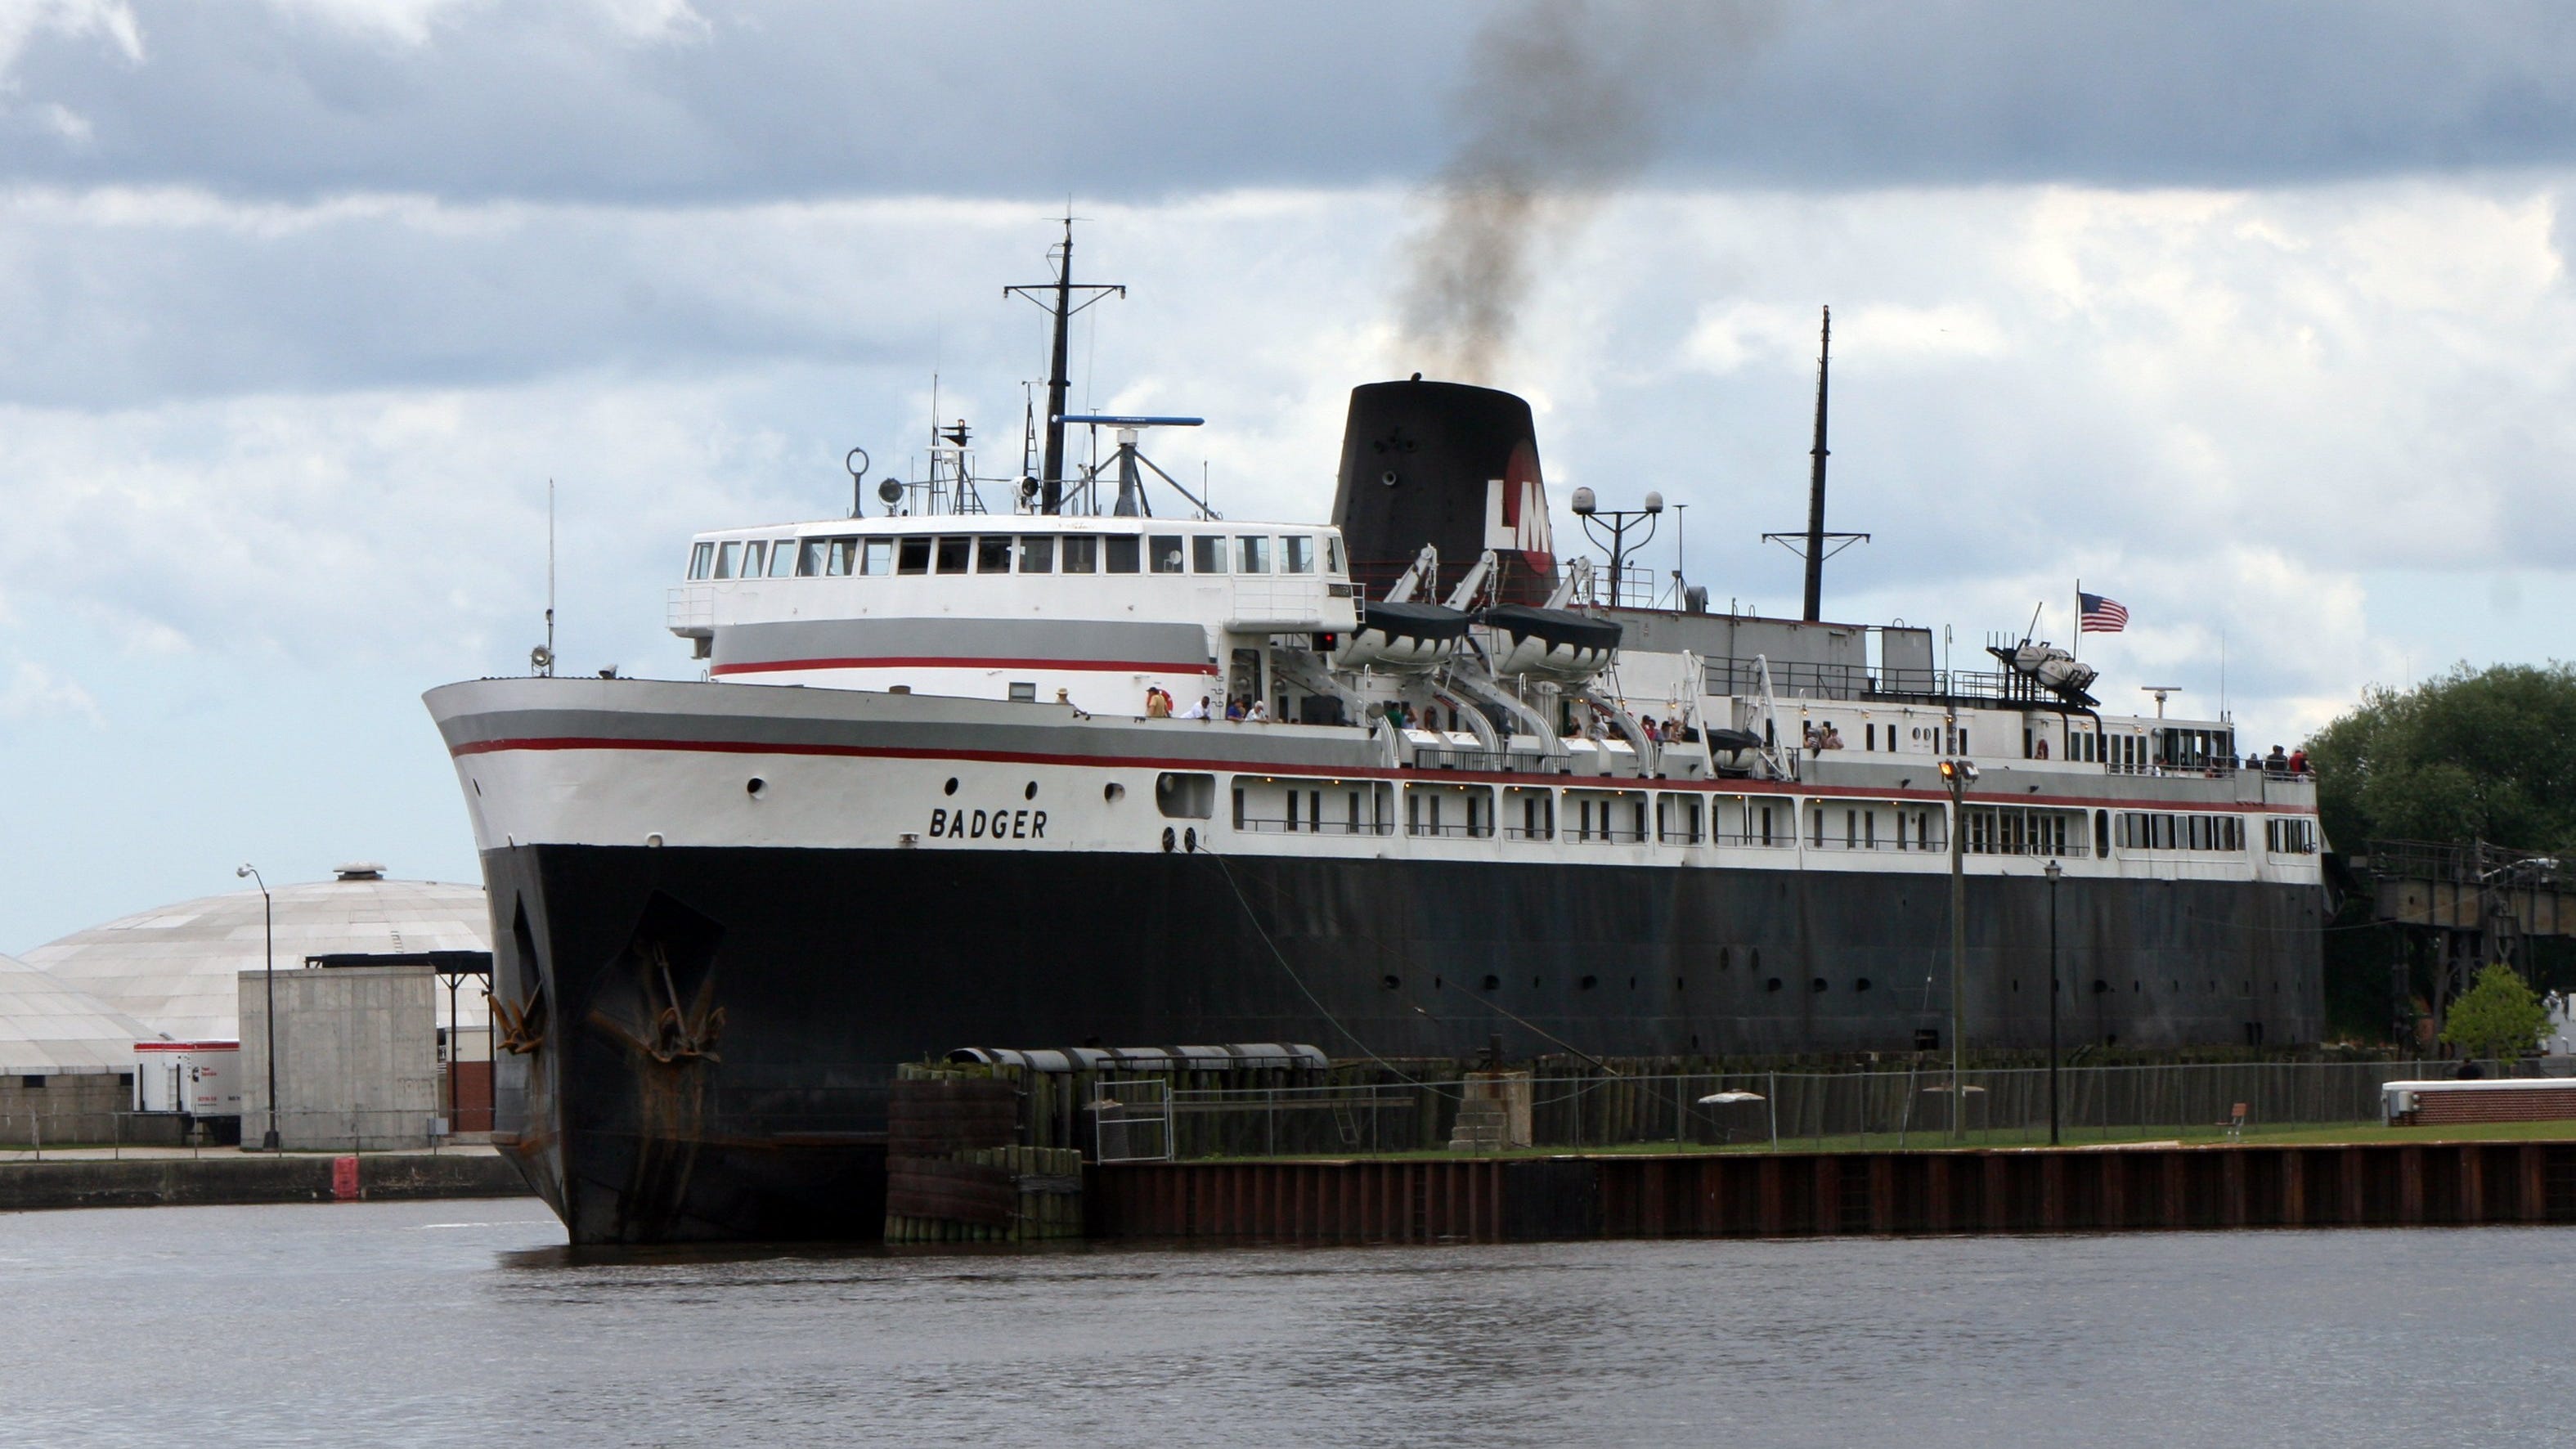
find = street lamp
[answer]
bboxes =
[1572,487,1663,609]
[2044,857,2063,1146]
[236,864,280,1152]
[1939,758,1978,1142]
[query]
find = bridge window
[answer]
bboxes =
[741,541,766,576]
[768,539,795,577]
[1104,536,1140,573]
[897,536,931,575]
[862,538,891,575]
[1150,535,1185,573]
[1325,536,1344,574]
[1063,536,1098,573]
[1192,534,1226,572]
[795,539,824,576]
[935,536,972,574]
[688,541,712,579]
[1019,536,1055,573]
[976,536,1013,573]
[1283,536,1316,573]
[713,541,741,579]
[1237,536,1271,573]
[827,538,857,576]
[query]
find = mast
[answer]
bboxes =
[1802,306,1829,622]
[1006,218,1124,515]
[1042,220,1074,509]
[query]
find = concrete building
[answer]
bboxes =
[238,962,442,1151]
[20,864,491,1046]
[0,951,151,1145]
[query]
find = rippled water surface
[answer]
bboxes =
[4,1198,2570,1447]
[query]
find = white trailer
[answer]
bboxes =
[133,1041,243,1119]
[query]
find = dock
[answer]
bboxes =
[1084,1139,2576,1243]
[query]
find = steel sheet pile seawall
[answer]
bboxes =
[1084,1142,2576,1242]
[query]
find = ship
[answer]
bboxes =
[427,237,2325,1242]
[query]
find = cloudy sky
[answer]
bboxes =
[5,0,2575,949]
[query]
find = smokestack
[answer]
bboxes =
[1331,378,1558,605]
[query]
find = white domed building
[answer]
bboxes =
[21,865,492,1044]
[0,950,151,1075]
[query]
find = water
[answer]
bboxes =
[3,1199,2569,1447]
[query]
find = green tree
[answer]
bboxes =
[2439,963,2550,1061]
[2303,661,2576,852]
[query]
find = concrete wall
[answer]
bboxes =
[238,965,441,1151]
[0,1069,132,1146]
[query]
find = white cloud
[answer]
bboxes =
[0,657,100,721]
[0,0,141,74]
[256,0,703,47]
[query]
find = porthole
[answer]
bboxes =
[1765,976,1784,993]
[1105,782,1125,802]
[1025,781,1039,801]
[1381,975,1401,991]
[944,777,959,796]
[1160,827,1175,852]
[746,777,766,796]
[1532,976,1543,989]
[1580,975,1598,991]
[1811,977,1828,993]
[1482,975,1500,991]
[1855,977,1873,992]
[1183,828,1197,852]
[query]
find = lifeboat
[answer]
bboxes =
[1476,603,1622,682]
[1999,640,2098,702]
[1333,599,1471,672]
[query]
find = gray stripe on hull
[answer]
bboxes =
[715,617,1212,669]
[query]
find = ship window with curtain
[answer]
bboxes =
[1019,536,1055,573]
[1150,535,1185,573]
[1104,536,1140,573]
[976,536,1013,572]
[1192,535,1226,573]
[1237,536,1270,573]
[688,541,712,579]
[1283,536,1315,573]
[1325,536,1344,574]
[1062,536,1098,573]
[936,536,972,573]
[714,541,740,579]
[769,540,795,577]
[897,536,931,574]
[861,538,891,575]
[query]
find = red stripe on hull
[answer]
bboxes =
[447,734,2316,815]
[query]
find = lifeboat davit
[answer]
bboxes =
[1334,600,1471,672]
[1476,604,1621,682]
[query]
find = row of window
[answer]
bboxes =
[1189,774,2318,858]
[2114,810,2248,853]
[689,532,1342,581]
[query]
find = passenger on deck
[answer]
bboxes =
[2034,738,2050,760]
[1226,698,1246,721]
[1145,688,1171,719]
[1820,723,1845,751]
[1180,695,1209,720]
[1248,698,1271,723]
[1420,704,1441,732]
[1802,722,1822,755]
[2264,745,2290,777]
[2287,747,2309,776]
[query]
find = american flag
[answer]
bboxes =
[2079,591,2129,634]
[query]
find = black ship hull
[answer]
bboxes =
[480,841,2322,1243]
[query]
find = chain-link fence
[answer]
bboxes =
[0,1106,495,1160]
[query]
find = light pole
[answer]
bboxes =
[1940,759,1978,1142]
[2044,857,2062,1146]
[236,864,280,1151]
[1571,487,1663,609]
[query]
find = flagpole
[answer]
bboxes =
[2072,578,2080,661]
